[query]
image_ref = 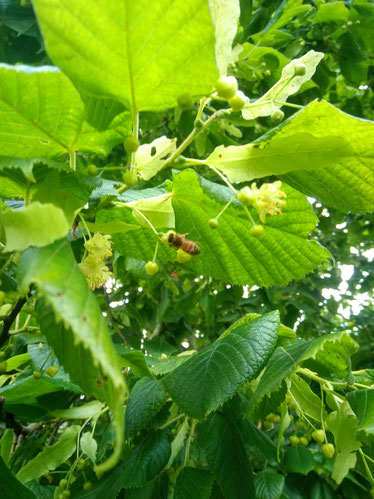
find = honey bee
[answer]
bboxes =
[165,231,200,255]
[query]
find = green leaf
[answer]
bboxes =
[114,345,153,377]
[127,194,175,229]
[170,170,329,286]
[80,432,97,464]
[125,378,168,439]
[85,220,140,235]
[326,400,361,484]
[136,136,177,181]
[48,400,104,419]
[162,312,279,419]
[241,51,323,120]
[347,389,374,436]
[3,353,30,371]
[197,413,255,498]
[16,425,80,483]
[283,446,315,475]
[289,373,322,421]
[249,332,358,410]
[166,418,189,468]
[280,100,374,213]
[254,468,285,499]
[0,202,69,252]
[32,0,219,112]
[206,132,351,183]
[0,64,129,158]
[17,240,126,474]
[0,455,36,499]
[174,467,213,499]
[208,0,240,75]
[0,429,14,465]
[122,430,171,488]
[311,2,349,23]
[151,351,196,376]
[240,419,277,461]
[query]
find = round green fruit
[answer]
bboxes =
[215,76,238,100]
[321,443,335,458]
[122,170,138,187]
[208,219,219,229]
[312,429,325,443]
[250,225,264,239]
[177,93,194,110]
[290,436,300,446]
[299,437,309,446]
[0,351,5,360]
[294,63,307,76]
[228,91,246,112]
[33,370,42,380]
[83,482,92,492]
[273,415,281,424]
[263,421,273,430]
[62,491,71,498]
[264,69,271,77]
[124,136,140,153]
[237,187,255,207]
[145,261,159,276]
[46,366,58,377]
[0,291,5,306]
[87,164,98,177]
[59,479,68,490]
[296,421,306,430]
[176,249,192,263]
[0,361,7,373]
[271,109,285,123]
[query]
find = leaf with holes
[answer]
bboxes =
[17,240,126,474]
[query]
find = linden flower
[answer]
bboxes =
[79,254,113,291]
[250,181,287,223]
[84,233,112,260]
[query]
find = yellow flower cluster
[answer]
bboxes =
[79,234,113,290]
[240,181,287,223]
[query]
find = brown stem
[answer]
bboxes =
[0,295,29,348]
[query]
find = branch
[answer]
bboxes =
[0,295,29,348]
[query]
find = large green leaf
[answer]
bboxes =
[125,377,168,438]
[162,312,279,419]
[170,170,329,286]
[32,0,219,112]
[0,64,130,158]
[17,425,80,483]
[122,430,171,488]
[207,99,374,215]
[174,467,213,499]
[254,469,285,499]
[283,446,315,475]
[280,100,374,213]
[17,240,126,474]
[289,373,322,421]
[0,455,36,499]
[347,389,374,436]
[197,413,255,498]
[240,419,277,461]
[0,202,69,252]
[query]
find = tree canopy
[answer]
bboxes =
[0,1,373,498]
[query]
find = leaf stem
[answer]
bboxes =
[116,203,159,237]
[359,448,374,486]
[79,214,91,239]
[152,240,159,263]
[184,419,196,466]
[69,150,76,171]
[159,413,185,430]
